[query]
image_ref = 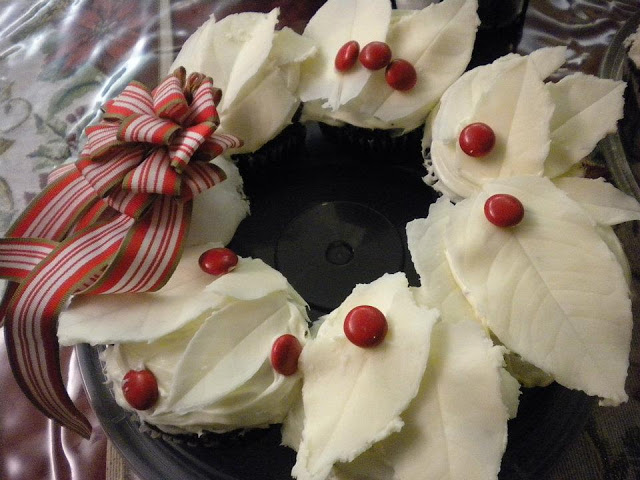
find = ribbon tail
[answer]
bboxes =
[0,282,18,329]
[7,164,99,240]
[4,314,91,438]
[83,195,191,295]
[4,214,134,438]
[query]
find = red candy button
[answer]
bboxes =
[385,59,417,91]
[459,122,496,157]
[344,305,388,348]
[122,369,159,410]
[484,194,525,227]
[359,41,392,70]
[198,247,238,276]
[335,40,360,72]
[271,334,303,376]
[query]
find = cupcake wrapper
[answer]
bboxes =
[318,123,424,165]
[130,411,280,448]
[231,122,307,188]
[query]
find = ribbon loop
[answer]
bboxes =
[152,74,190,123]
[103,81,154,120]
[123,148,182,196]
[117,114,180,146]
[169,121,217,172]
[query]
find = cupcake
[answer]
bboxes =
[407,175,640,404]
[282,273,519,480]
[424,46,626,201]
[58,243,310,436]
[170,9,317,180]
[297,0,479,163]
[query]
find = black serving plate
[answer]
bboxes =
[77,122,595,480]
[600,11,640,202]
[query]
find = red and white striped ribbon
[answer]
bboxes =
[0,68,241,439]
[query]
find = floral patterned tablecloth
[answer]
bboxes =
[0,1,639,479]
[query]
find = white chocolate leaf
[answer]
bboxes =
[218,67,299,153]
[379,320,515,480]
[168,297,308,411]
[292,273,437,480]
[363,0,479,126]
[219,9,279,111]
[460,54,552,183]
[57,252,293,346]
[282,393,305,451]
[406,198,479,325]
[170,15,213,74]
[545,74,625,178]
[204,257,292,301]
[596,224,632,286]
[269,27,317,95]
[445,176,632,405]
[331,320,517,480]
[528,46,567,80]
[298,0,391,110]
[554,180,635,285]
[553,177,640,225]
[271,27,318,66]
[431,53,521,144]
[429,52,554,200]
[58,244,225,345]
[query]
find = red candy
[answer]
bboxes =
[359,41,392,70]
[459,122,496,157]
[385,59,417,91]
[122,369,159,410]
[335,40,360,72]
[344,305,388,348]
[484,194,525,227]
[198,247,238,276]
[271,334,303,376]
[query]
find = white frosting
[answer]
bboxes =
[441,176,633,405]
[331,320,518,480]
[291,273,438,480]
[170,9,317,154]
[186,156,249,247]
[426,47,626,201]
[59,245,310,434]
[406,197,477,325]
[299,0,479,133]
[285,273,518,480]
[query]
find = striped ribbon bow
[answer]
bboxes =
[0,68,242,438]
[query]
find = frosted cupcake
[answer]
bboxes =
[282,273,519,480]
[170,9,317,177]
[424,46,626,201]
[298,0,479,162]
[58,243,310,436]
[407,173,640,403]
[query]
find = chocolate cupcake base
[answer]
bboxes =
[231,122,307,189]
[318,122,424,165]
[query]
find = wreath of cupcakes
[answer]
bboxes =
[0,2,639,480]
